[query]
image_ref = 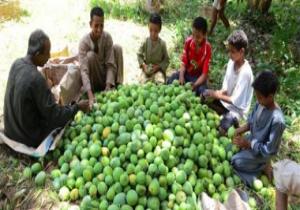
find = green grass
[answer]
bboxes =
[0,144,72,209]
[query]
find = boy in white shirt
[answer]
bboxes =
[205,30,253,134]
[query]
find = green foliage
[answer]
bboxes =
[90,0,148,23]
[236,1,300,122]
[269,2,300,123]
[278,66,300,118]
[270,2,299,69]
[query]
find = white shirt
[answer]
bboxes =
[221,59,254,119]
[213,0,222,10]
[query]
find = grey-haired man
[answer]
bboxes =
[4,29,89,148]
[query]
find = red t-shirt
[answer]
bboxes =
[181,36,212,77]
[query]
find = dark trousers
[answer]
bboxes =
[209,99,239,131]
[167,71,207,96]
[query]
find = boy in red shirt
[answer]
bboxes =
[167,16,211,96]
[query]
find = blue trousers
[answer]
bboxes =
[232,149,270,187]
[167,71,207,96]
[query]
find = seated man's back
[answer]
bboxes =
[4,29,88,148]
[4,57,73,147]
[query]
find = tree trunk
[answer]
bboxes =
[247,0,272,14]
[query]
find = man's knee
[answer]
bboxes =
[86,51,97,63]
[231,155,244,169]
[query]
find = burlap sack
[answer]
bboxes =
[224,190,251,210]
[42,64,68,86]
[59,65,82,105]
[201,193,227,210]
[40,62,83,105]
[39,64,68,102]
[200,190,251,210]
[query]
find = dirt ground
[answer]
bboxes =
[0,0,175,116]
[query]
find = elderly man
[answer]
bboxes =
[4,29,89,148]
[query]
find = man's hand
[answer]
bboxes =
[233,124,250,138]
[192,82,198,91]
[49,58,62,64]
[87,90,95,110]
[141,64,148,73]
[77,100,90,113]
[233,129,242,138]
[233,136,251,150]
[89,98,94,110]
[152,64,160,73]
[205,89,222,99]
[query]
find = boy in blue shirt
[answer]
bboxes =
[231,70,286,186]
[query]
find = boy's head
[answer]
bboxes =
[252,70,279,107]
[149,13,162,41]
[192,17,207,44]
[90,7,104,39]
[227,30,248,62]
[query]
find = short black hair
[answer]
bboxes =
[227,30,248,51]
[252,70,279,97]
[149,13,162,29]
[192,16,207,33]
[90,6,104,21]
